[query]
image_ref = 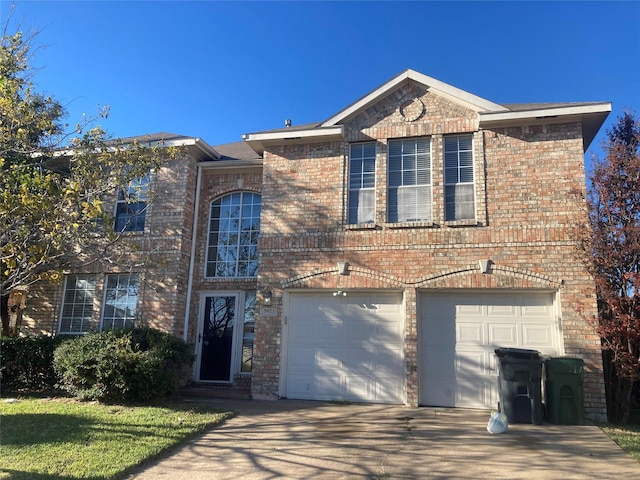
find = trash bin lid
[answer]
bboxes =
[494,347,541,360]
[545,357,584,374]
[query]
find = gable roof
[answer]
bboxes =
[321,68,507,127]
[242,69,611,154]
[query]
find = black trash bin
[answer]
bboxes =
[545,357,584,425]
[494,348,544,425]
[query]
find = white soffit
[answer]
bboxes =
[479,102,612,151]
[242,126,344,155]
[478,103,612,126]
[320,69,508,127]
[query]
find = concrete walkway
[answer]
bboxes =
[128,399,638,480]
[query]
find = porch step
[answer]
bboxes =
[179,384,251,400]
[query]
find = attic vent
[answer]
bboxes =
[285,119,292,127]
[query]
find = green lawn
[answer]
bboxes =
[0,396,232,480]
[2,396,638,479]
[602,424,640,462]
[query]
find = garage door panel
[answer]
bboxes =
[457,322,484,345]
[422,319,456,347]
[421,291,560,409]
[521,302,553,317]
[316,375,344,399]
[286,292,404,404]
[288,346,316,371]
[286,374,315,398]
[316,349,343,370]
[456,350,486,376]
[372,376,405,402]
[423,348,456,376]
[488,323,518,345]
[422,376,456,407]
[455,300,483,313]
[344,375,370,400]
[487,304,518,316]
[522,324,554,348]
[372,346,405,376]
[457,375,496,408]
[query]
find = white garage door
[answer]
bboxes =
[420,291,561,409]
[284,292,405,404]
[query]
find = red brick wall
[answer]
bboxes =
[252,87,605,420]
[21,153,198,337]
[185,167,262,345]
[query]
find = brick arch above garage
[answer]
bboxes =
[414,263,562,290]
[280,265,404,290]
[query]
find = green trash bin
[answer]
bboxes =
[545,357,584,425]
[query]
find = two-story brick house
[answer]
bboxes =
[23,69,610,421]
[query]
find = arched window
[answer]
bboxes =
[206,192,261,278]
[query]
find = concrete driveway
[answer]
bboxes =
[128,399,638,480]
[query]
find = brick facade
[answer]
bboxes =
[20,71,609,422]
[252,83,607,421]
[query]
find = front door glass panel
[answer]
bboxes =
[199,295,236,382]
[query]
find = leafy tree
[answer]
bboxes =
[586,111,640,423]
[0,27,175,335]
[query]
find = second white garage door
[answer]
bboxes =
[284,292,405,404]
[420,291,561,409]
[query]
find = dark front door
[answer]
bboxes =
[198,295,237,382]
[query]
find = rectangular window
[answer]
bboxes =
[59,275,98,334]
[387,137,432,222]
[101,274,139,330]
[348,142,376,224]
[241,291,256,373]
[444,134,475,221]
[114,174,150,232]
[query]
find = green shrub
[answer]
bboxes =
[0,335,66,392]
[53,327,194,402]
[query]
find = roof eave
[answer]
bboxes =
[242,125,344,155]
[197,158,263,170]
[479,103,612,152]
[163,137,221,161]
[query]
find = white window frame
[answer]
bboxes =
[114,173,150,233]
[444,134,476,221]
[387,137,432,223]
[58,274,98,335]
[348,142,376,224]
[100,274,139,331]
[205,192,261,278]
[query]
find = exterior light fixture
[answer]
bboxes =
[479,259,493,274]
[263,290,273,305]
[337,261,350,275]
[332,290,347,297]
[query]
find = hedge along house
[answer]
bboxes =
[21,69,610,421]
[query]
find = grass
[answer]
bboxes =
[0,396,232,480]
[602,424,640,461]
[602,409,640,462]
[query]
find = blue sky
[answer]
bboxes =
[3,1,639,165]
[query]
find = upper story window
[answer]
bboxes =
[114,173,150,233]
[387,137,432,223]
[444,134,475,221]
[348,142,376,224]
[206,192,261,278]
